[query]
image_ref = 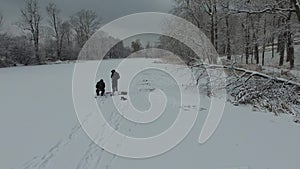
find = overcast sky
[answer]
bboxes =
[0,0,173,24]
[0,0,174,46]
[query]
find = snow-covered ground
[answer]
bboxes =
[0,58,300,169]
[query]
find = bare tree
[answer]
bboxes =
[261,15,267,66]
[70,9,101,48]
[286,7,295,69]
[242,14,251,64]
[291,0,300,22]
[220,1,232,60]
[0,12,3,28]
[221,0,297,69]
[172,0,219,49]
[19,0,42,64]
[201,0,219,50]
[46,2,64,60]
[61,21,72,47]
[131,39,143,52]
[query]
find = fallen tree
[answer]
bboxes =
[192,63,300,123]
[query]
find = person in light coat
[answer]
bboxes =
[111,70,120,94]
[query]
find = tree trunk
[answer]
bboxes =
[214,0,218,51]
[286,19,294,68]
[287,32,295,69]
[244,14,250,64]
[210,12,215,48]
[262,16,267,66]
[59,33,65,60]
[291,0,300,22]
[250,15,260,64]
[254,34,259,64]
[209,0,218,49]
[286,8,295,69]
[32,29,40,64]
[262,44,266,66]
[226,14,231,60]
[272,34,275,58]
[251,49,254,64]
[276,18,282,53]
[271,16,276,58]
[34,35,40,63]
[278,32,285,66]
[52,12,61,60]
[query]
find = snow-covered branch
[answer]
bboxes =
[192,64,300,123]
[228,7,295,15]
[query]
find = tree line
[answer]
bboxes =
[0,0,160,67]
[160,0,300,69]
[0,0,95,66]
[0,0,131,67]
[1,0,299,69]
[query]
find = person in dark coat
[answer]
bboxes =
[96,79,105,96]
[111,70,120,94]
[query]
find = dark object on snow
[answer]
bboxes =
[120,91,127,95]
[96,79,105,96]
[105,91,127,96]
[294,114,300,124]
[121,96,128,101]
[111,70,120,93]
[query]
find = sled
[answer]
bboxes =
[95,91,128,99]
[105,91,128,96]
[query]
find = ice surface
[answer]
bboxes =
[0,59,299,169]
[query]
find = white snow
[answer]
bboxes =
[0,58,299,169]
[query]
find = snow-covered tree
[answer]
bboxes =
[70,9,101,48]
[169,0,299,69]
[131,39,143,53]
[19,0,42,64]
[46,2,67,60]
